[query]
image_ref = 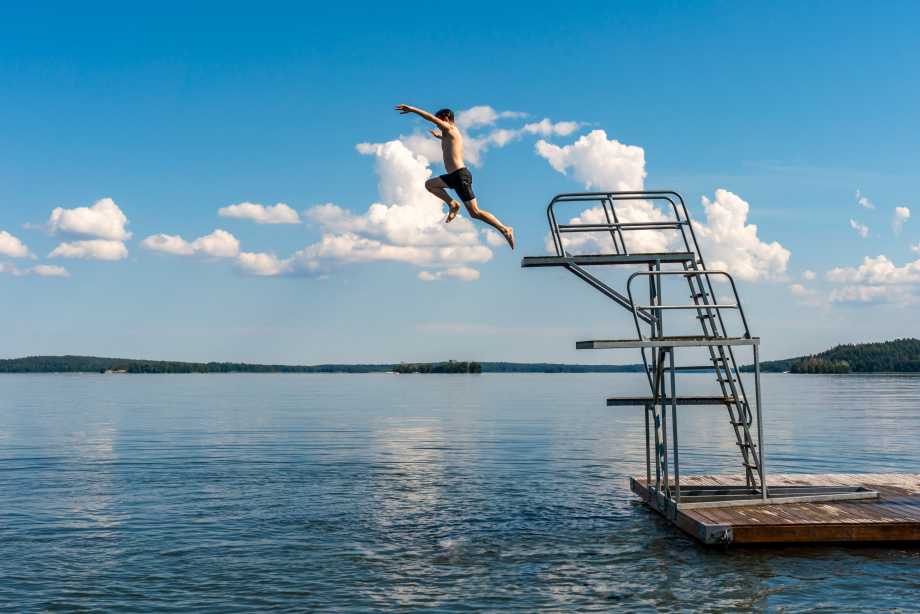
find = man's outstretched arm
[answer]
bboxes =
[395,104,452,131]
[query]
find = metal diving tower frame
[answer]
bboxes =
[522,190,879,521]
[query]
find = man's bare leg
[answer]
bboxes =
[424,177,461,223]
[464,198,514,249]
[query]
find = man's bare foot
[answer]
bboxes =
[446,202,460,223]
[502,226,514,249]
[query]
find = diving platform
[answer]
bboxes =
[576,337,758,349]
[521,252,696,267]
[607,396,735,406]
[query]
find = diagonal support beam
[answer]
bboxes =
[565,263,656,324]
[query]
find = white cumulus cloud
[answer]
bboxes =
[398,106,583,168]
[33,264,71,277]
[692,190,790,282]
[802,270,816,280]
[826,255,920,284]
[0,231,35,258]
[892,206,909,235]
[417,267,480,281]
[140,229,240,260]
[235,140,493,278]
[856,189,874,210]
[48,239,128,260]
[850,219,869,238]
[218,202,300,224]
[824,253,920,305]
[535,131,788,281]
[535,130,646,191]
[829,285,917,305]
[39,198,132,240]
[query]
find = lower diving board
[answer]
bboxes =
[631,473,920,545]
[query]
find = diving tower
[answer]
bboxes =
[523,190,888,544]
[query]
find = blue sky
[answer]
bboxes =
[1,1,918,364]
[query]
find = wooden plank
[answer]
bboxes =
[632,473,920,545]
[733,522,920,544]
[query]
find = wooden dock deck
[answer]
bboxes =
[631,473,920,545]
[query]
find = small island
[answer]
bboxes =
[393,360,482,374]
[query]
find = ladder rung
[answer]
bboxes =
[735,441,754,448]
[695,314,713,319]
[729,420,745,426]
[717,378,735,383]
[742,463,758,469]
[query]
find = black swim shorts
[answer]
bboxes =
[439,167,475,202]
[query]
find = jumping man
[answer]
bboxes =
[395,105,514,249]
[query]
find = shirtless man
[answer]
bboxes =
[395,104,514,249]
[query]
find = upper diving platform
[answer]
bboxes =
[521,252,697,268]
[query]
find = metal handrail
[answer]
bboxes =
[546,191,692,257]
[626,270,752,342]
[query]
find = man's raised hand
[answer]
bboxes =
[395,104,413,114]
[429,130,442,140]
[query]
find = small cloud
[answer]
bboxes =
[47,239,128,260]
[33,264,71,277]
[483,229,506,246]
[892,207,909,235]
[522,118,584,137]
[0,231,35,258]
[850,219,869,238]
[787,284,817,296]
[910,243,920,254]
[0,262,26,275]
[217,202,300,224]
[417,267,480,281]
[140,229,240,260]
[786,284,825,307]
[0,262,71,277]
[233,251,288,276]
[802,270,816,280]
[855,189,875,210]
[38,198,132,241]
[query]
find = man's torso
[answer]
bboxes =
[441,126,464,173]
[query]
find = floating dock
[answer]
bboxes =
[631,473,920,545]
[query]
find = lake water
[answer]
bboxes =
[0,373,918,612]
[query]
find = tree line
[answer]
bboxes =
[0,355,648,374]
[742,338,920,374]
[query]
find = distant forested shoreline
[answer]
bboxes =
[0,356,645,374]
[742,338,920,374]
[6,341,919,375]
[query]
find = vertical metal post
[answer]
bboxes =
[754,345,768,500]
[653,403,661,492]
[645,404,651,494]
[670,347,680,504]
[655,260,662,338]
[658,348,669,499]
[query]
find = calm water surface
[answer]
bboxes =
[0,373,918,612]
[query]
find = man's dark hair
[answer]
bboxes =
[435,109,454,122]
